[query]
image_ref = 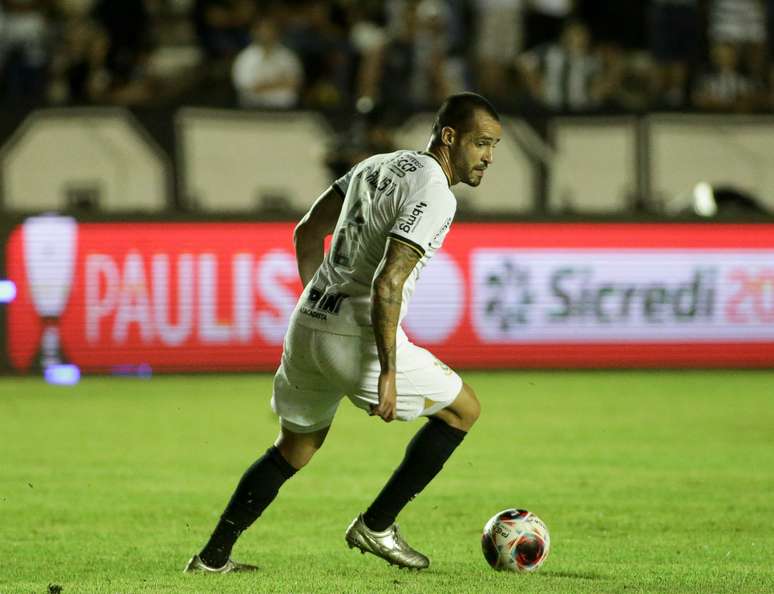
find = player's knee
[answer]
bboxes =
[440,383,480,432]
[277,441,319,470]
[275,427,328,470]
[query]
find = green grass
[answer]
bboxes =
[1,371,773,593]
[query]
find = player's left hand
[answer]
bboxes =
[371,370,397,422]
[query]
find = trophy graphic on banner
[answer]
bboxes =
[23,215,78,370]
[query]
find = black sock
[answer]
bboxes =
[363,417,467,532]
[199,446,297,567]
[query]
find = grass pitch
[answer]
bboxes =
[1,371,773,593]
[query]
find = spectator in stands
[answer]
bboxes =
[346,3,387,111]
[692,41,763,111]
[281,2,353,109]
[648,0,700,108]
[375,2,416,112]
[379,0,464,112]
[90,0,155,105]
[0,0,50,102]
[580,0,648,52]
[47,16,109,104]
[579,0,648,111]
[516,19,608,112]
[708,0,768,85]
[192,0,254,62]
[325,106,396,179]
[606,50,658,111]
[767,0,774,105]
[410,0,466,107]
[472,0,524,102]
[232,14,303,109]
[523,0,572,49]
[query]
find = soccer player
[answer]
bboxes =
[185,92,501,573]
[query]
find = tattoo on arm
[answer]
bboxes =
[371,239,421,372]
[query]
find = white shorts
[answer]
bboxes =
[271,323,463,433]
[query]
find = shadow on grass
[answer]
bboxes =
[539,570,605,580]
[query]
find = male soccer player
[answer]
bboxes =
[185,92,501,573]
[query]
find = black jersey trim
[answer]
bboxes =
[331,183,346,198]
[419,151,451,187]
[388,233,425,258]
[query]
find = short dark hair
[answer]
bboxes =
[430,92,500,142]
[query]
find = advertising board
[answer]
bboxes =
[6,219,774,371]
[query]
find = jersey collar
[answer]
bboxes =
[419,151,451,187]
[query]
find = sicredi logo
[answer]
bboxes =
[481,261,534,330]
[546,267,715,323]
[472,250,774,343]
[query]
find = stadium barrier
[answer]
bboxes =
[4,217,774,372]
[4,109,774,215]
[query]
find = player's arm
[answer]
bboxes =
[370,238,422,422]
[293,186,344,287]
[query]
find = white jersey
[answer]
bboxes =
[291,149,456,336]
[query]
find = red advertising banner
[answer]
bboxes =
[7,220,301,372]
[6,218,774,371]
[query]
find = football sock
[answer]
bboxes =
[363,417,467,532]
[199,446,297,568]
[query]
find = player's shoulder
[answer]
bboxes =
[353,150,452,200]
[389,150,451,193]
[356,150,434,176]
[355,149,414,171]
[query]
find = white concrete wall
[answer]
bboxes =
[549,117,638,214]
[177,109,332,213]
[649,115,774,213]
[1,109,170,213]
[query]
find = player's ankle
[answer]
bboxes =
[199,549,229,570]
[362,511,393,533]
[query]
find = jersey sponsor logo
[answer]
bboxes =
[388,155,424,178]
[306,287,347,315]
[398,201,428,234]
[300,306,327,321]
[431,216,453,245]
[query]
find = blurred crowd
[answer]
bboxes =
[2,0,774,115]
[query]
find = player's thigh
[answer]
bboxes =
[271,324,344,434]
[348,332,463,422]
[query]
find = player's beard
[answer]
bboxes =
[467,167,485,187]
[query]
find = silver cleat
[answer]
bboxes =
[345,514,430,570]
[183,554,258,574]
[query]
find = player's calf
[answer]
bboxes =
[360,414,469,536]
[193,427,329,570]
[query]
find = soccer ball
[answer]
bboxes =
[481,508,550,572]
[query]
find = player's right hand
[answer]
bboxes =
[371,370,397,422]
